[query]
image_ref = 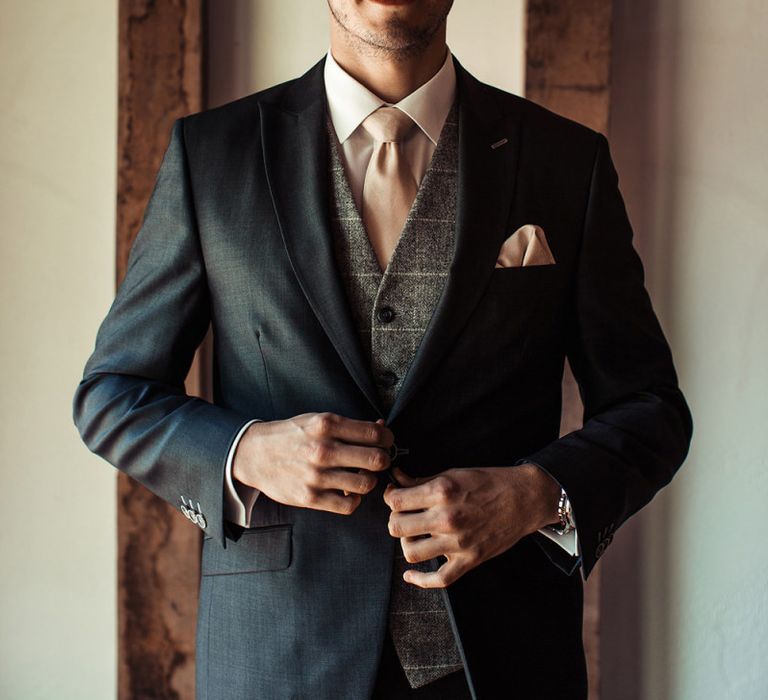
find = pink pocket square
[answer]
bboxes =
[495,224,556,268]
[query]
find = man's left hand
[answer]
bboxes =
[383,464,561,588]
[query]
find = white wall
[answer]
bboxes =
[0,1,117,698]
[602,1,768,698]
[206,0,524,106]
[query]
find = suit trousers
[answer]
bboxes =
[371,629,473,699]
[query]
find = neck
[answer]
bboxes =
[329,21,448,104]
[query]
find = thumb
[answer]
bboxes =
[391,466,429,487]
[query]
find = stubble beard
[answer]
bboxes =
[328,1,452,62]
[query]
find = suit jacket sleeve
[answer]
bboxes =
[521,132,693,579]
[72,118,254,548]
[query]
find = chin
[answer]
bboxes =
[329,0,452,53]
[367,0,420,6]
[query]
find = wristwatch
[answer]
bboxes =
[547,487,575,535]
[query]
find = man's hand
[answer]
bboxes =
[383,464,561,588]
[232,412,394,515]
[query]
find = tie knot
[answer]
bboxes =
[361,107,416,144]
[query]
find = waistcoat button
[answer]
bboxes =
[377,306,396,323]
[378,370,398,388]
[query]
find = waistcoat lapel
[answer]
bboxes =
[259,58,384,417]
[385,57,525,423]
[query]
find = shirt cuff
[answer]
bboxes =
[223,418,263,527]
[536,524,580,558]
[516,457,581,561]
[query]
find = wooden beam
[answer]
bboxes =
[117,1,204,697]
[526,0,614,133]
[525,2,615,699]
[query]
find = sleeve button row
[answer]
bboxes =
[180,496,207,529]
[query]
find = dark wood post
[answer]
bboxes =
[117,2,205,697]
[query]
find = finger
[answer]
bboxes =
[384,481,431,511]
[388,509,437,538]
[318,467,377,495]
[384,476,453,512]
[308,489,362,516]
[383,471,428,509]
[401,534,451,564]
[403,557,465,589]
[343,466,369,497]
[310,412,394,449]
[310,440,391,473]
[391,466,430,487]
[332,440,392,472]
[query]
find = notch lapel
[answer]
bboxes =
[260,59,385,417]
[385,58,524,424]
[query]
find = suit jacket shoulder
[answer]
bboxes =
[449,58,604,189]
[180,57,326,146]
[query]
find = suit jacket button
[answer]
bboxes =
[389,444,410,461]
[377,306,395,323]
[378,370,398,388]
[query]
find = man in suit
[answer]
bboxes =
[73,1,693,698]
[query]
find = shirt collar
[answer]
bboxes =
[323,47,456,146]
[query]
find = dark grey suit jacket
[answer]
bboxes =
[73,55,693,699]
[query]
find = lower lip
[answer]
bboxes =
[367,0,417,5]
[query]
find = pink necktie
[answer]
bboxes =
[360,107,418,272]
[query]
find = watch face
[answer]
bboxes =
[560,491,574,528]
[555,488,570,531]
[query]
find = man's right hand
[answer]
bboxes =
[232,412,394,515]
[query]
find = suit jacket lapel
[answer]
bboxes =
[259,56,524,424]
[386,58,524,423]
[260,58,385,417]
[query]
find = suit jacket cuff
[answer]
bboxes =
[536,524,579,558]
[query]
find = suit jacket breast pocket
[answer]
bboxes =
[481,264,563,327]
[489,263,560,281]
[202,524,293,576]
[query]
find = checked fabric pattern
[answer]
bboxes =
[326,101,465,688]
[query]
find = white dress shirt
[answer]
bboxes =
[223,48,580,561]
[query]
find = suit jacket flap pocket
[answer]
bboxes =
[202,524,293,575]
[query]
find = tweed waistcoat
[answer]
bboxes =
[327,102,464,689]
